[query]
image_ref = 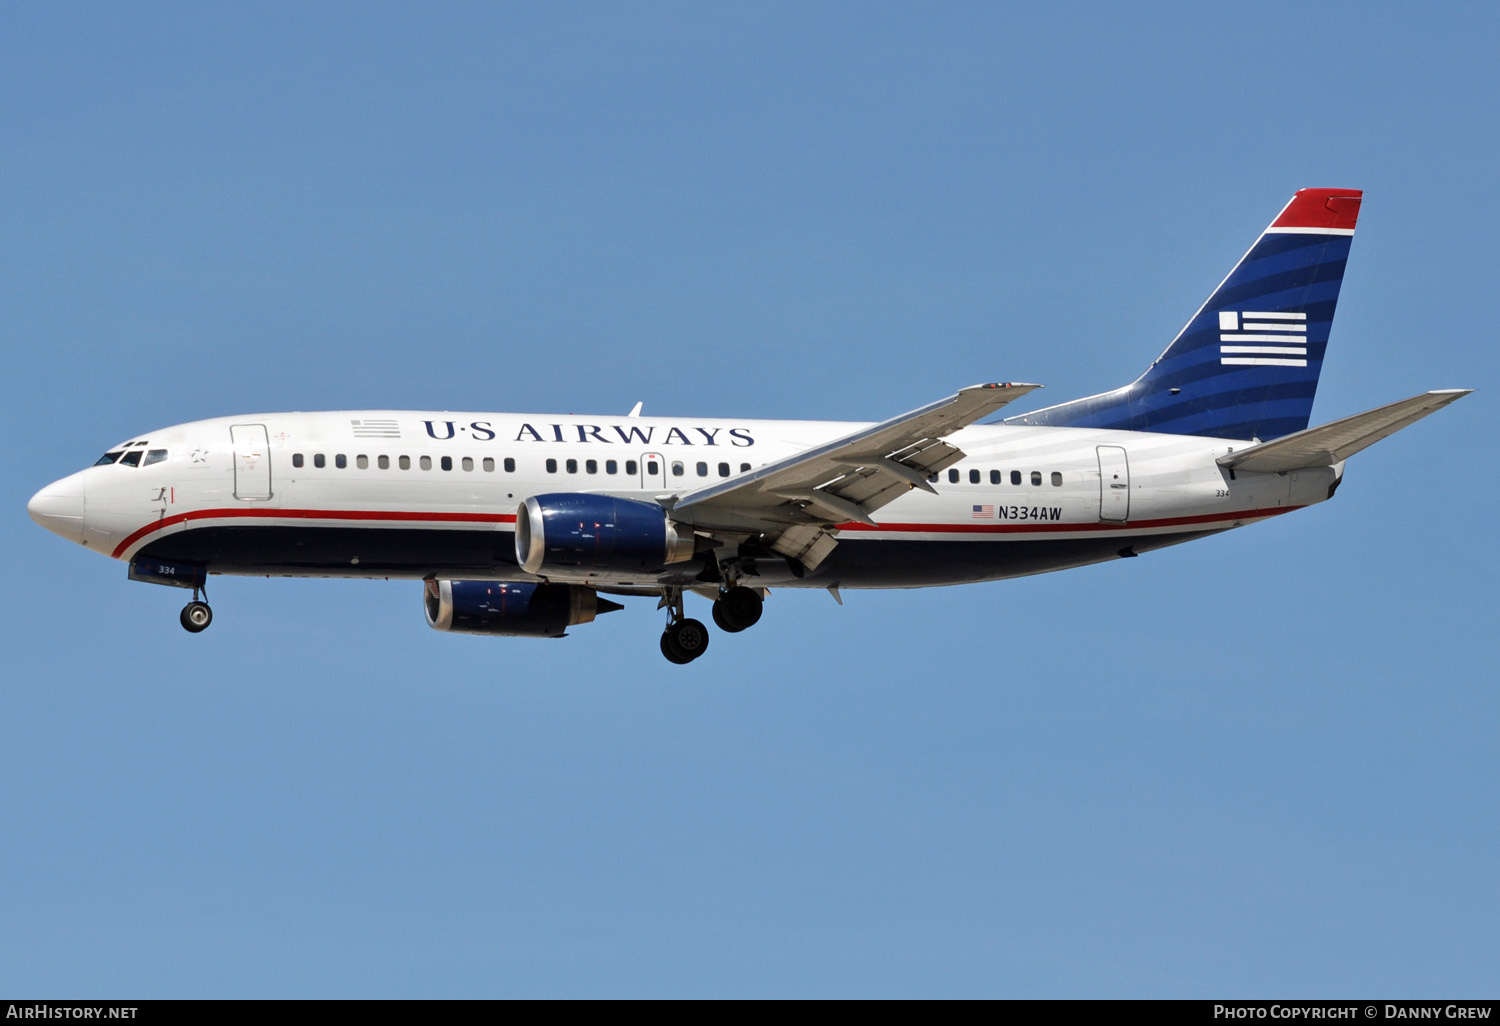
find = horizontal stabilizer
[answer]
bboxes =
[1217,390,1471,472]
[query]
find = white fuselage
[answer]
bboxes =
[31,409,1340,591]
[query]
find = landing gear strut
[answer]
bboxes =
[180,587,212,633]
[711,585,763,633]
[658,586,709,664]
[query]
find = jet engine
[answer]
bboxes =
[515,493,696,576]
[424,579,622,637]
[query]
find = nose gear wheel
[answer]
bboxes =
[179,584,213,633]
[181,600,212,633]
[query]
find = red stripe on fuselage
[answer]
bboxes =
[111,507,518,559]
[837,505,1303,534]
[111,504,1302,561]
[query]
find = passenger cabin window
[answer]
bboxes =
[504,458,516,473]
[313,454,326,469]
[399,455,411,470]
[440,456,452,471]
[606,460,618,475]
[292,453,304,469]
[586,459,598,474]
[671,461,684,477]
[696,461,708,477]
[990,469,1001,484]
[462,457,473,471]
[969,469,980,484]
[719,462,730,477]
[627,460,639,475]
[1011,470,1022,485]
[378,455,390,469]
[120,451,142,467]
[740,463,751,473]
[357,455,369,469]
[948,469,960,483]
[482,457,494,472]
[1031,471,1042,486]
[95,451,123,466]
[546,459,558,474]
[1051,472,1063,487]
[335,454,347,469]
[420,456,432,470]
[566,458,578,474]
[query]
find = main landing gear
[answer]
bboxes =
[711,586,763,633]
[659,586,709,664]
[657,584,765,663]
[180,587,213,633]
[661,617,710,664]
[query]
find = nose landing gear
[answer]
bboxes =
[180,587,213,633]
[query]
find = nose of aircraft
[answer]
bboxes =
[28,473,87,544]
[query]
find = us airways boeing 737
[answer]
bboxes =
[28,189,1470,662]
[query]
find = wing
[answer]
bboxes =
[668,382,1041,570]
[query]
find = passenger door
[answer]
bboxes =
[230,424,272,500]
[640,452,665,492]
[1096,445,1129,522]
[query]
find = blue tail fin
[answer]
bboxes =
[1006,188,1362,441]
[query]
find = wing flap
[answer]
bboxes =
[1218,390,1471,472]
[771,524,840,571]
[672,382,1040,534]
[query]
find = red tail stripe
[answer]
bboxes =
[1271,188,1362,230]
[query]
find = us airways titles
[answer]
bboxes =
[421,420,756,447]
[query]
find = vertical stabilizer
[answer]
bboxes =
[1006,188,1362,440]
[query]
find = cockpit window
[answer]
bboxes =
[142,449,168,467]
[94,451,123,466]
[119,450,143,467]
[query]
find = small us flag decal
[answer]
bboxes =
[972,504,994,519]
[351,418,401,438]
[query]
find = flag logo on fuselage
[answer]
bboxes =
[351,418,402,438]
[1218,311,1307,368]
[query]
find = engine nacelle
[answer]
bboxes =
[424,580,621,637]
[515,493,696,576]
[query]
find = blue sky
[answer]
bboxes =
[2,2,1495,997]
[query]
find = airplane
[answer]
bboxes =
[28,188,1470,663]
